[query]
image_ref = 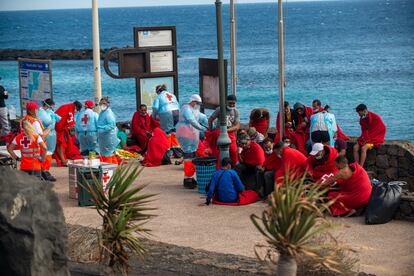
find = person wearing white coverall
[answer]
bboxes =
[176,94,207,189]
[152,84,180,134]
[75,100,99,155]
[37,98,61,181]
[97,97,120,163]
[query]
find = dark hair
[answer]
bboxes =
[284,101,290,108]
[273,141,284,151]
[120,123,129,129]
[324,104,330,111]
[282,136,290,141]
[156,84,167,94]
[335,155,348,165]
[312,99,321,106]
[73,101,82,110]
[221,157,232,167]
[250,108,262,120]
[139,104,147,109]
[227,94,237,102]
[43,98,55,106]
[262,137,273,145]
[356,104,367,112]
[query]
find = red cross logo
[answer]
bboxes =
[102,172,110,184]
[67,112,74,123]
[166,93,173,102]
[321,173,334,184]
[81,114,89,125]
[20,136,32,148]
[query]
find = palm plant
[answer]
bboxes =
[251,173,346,276]
[83,162,156,275]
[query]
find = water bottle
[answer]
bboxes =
[8,105,16,120]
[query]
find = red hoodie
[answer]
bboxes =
[357,111,386,147]
[306,145,338,182]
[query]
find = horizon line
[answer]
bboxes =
[0,0,347,12]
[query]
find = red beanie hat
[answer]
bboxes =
[26,101,39,111]
[85,100,95,108]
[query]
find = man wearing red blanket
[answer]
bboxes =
[256,138,281,198]
[130,104,159,151]
[235,134,265,191]
[274,141,307,186]
[306,143,338,183]
[141,127,169,167]
[325,156,372,216]
[292,102,314,155]
[354,104,386,167]
[54,101,82,166]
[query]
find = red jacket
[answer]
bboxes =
[357,111,386,147]
[263,152,281,172]
[241,141,265,167]
[276,147,307,185]
[55,103,76,132]
[306,145,338,182]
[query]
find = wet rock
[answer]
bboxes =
[0,168,69,276]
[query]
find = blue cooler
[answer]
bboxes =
[192,157,217,194]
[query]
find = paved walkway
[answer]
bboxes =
[52,164,414,276]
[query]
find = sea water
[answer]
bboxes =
[0,0,413,141]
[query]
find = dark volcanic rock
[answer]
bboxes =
[0,168,69,276]
[376,155,389,169]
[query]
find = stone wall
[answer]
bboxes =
[345,140,414,192]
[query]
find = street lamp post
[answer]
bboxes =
[92,0,102,105]
[215,0,231,163]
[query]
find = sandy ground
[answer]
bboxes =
[51,164,414,276]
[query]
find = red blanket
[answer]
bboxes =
[328,163,372,216]
[275,147,307,185]
[240,141,265,167]
[294,106,313,155]
[251,117,268,136]
[263,153,282,172]
[130,112,159,149]
[306,145,338,182]
[357,111,386,147]
[204,129,238,168]
[336,124,349,140]
[141,128,169,167]
[212,190,259,206]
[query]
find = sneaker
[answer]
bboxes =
[42,171,57,182]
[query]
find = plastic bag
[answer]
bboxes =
[365,181,405,225]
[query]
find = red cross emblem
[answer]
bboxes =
[321,173,334,184]
[166,93,173,102]
[67,112,74,123]
[81,114,89,125]
[102,172,110,184]
[20,136,32,148]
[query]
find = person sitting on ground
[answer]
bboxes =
[116,123,130,151]
[354,104,386,167]
[292,102,314,155]
[235,133,265,191]
[208,94,240,167]
[274,141,307,186]
[306,143,339,183]
[7,119,47,178]
[247,127,265,145]
[205,157,244,205]
[249,108,270,137]
[282,135,296,149]
[324,156,372,216]
[256,138,281,198]
[75,100,99,156]
[141,127,170,167]
[130,104,159,151]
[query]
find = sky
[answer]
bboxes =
[0,0,326,11]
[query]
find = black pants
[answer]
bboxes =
[22,170,42,179]
[235,164,258,191]
[311,130,330,144]
[256,170,275,198]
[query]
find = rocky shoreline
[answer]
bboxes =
[0,48,123,61]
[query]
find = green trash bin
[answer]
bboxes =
[77,168,100,207]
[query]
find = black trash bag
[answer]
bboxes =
[365,181,404,225]
[192,157,217,166]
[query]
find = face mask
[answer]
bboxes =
[194,104,201,111]
[277,154,282,158]
[100,105,108,111]
[125,129,130,136]
[283,143,290,147]
[315,155,323,160]
[265,149,273,155]
[140,112,147,116]
[227,106,235,111]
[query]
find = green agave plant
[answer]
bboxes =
[251,173,349,276]
[83,162,157,275]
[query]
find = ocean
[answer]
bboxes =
[0,0,413,141]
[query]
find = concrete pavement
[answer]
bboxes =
[51,164,414,276]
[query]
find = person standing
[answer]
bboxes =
[37,99,61,181]
[97,97,119,164]
[54,100,82,166]
[353,104,386,167]
[292,102,314,155]
[309,107,337,146]
[0,80,10,136]
[7,119,47,178]
[249,108,270,136]
[208,94,240,167]
[75,100,99,156]
[176,94,207,189]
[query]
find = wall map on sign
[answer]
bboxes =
[139,77,174,110]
